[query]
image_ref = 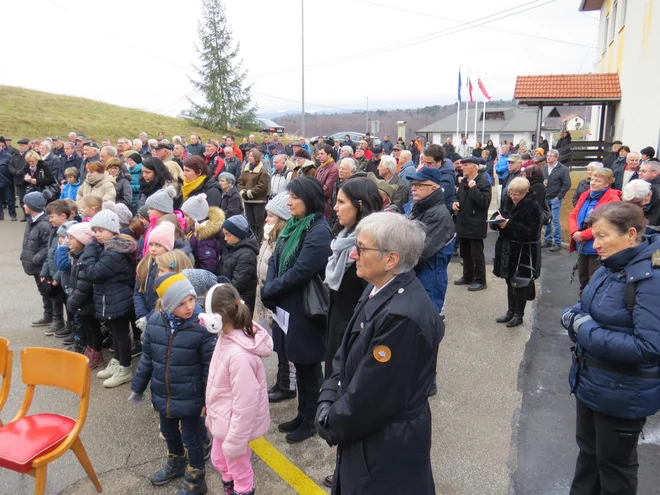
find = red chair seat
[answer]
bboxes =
[0,413,76,473]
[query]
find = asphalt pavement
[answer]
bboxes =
[1,214,658,494]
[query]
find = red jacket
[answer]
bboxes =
[567,187,621,252]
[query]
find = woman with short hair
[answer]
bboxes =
[562,201,660,494]
[238,149,269,242]
[573,162,604,206]
[292,148,316,179]
[76,160,116,208]
[315,212,443,495]
[568,167,621,292]
[181,155,223,207]
[135,157,174,210]
[218,172,244,218]
[23,150,56,199]
[261,176,333,444]
[491,177,542,327]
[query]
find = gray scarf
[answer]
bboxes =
[325,228,357,291]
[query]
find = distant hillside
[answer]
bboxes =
[0,86,213,141]
[275,100,517,140]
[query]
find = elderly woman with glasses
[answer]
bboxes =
[491,177,542,327]
[315,212,444,495]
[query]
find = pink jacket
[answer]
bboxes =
[205,322,273,459]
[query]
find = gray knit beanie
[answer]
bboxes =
[102,201,133,227]
[23,191,47,212]
[57,220,78,237]
[155,273,197,314]
[145,185,178,214]
[181,268,218,299]
[181,193,210,222]
[89,209,120,234]
[266,192,291,221]
[222,215,250,240]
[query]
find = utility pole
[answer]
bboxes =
[301,0,305,137]
[364,96,369,134]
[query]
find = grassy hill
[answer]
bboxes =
[0,86,215,141]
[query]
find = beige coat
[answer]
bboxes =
[76,172,116,208]
[253,238,274,325]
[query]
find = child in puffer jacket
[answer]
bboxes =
[181,193,226,273]
[200,283,273,495]
[129,273,216,495]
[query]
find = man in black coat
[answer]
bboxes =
[8,138,31,220]
[541,149,572,251]
[51,137,66,158]
[453,157,492,291]
[41,141,65,184]
[499,153,523,210]
[613,151,640,191]
[61,142,84,179]
[638,161,660,227]
[81,142,101,182]
[602,141,622,170]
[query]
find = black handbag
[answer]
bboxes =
[510,244,536,301]
[303,274,329,318]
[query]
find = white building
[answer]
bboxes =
[580,0,660,151]
[416,106,560,148]
[562,114,586,131]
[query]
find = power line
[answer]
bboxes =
[252,92,359,112]
[354,0,593,49]
[250,0,557,79]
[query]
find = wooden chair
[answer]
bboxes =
[0,348,102,494]
[0,337,12,426]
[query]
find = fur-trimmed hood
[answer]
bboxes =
[194,207,225,241]
[105,235,138,255]
[653,250,660,268]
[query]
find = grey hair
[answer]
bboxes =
[161,138,170,145]
[148,139,158,148]
[380,155,397,175]
[400,150,412,162]
[139,132,148,138]
[355,212,426,275]
[586,161,604,170]
[507,177,530,193]
[622,179,652,201]
[340,157,357,172]
[548,149,559,158]
[133,138,142,147]
[218,172,236,185]
[641,160,660,174]
[172,135,183,145]
[40,141,52,150]
[627,151,640,160]
[118,137,130,146]
[101,146,117,157]
[64,141,75,150]
[274,154,288,164]
[341,145,354,156]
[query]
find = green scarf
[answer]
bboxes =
[277,213,316,276]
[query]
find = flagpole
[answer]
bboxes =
[456,67,462,145]
[481,100,486,144]
[474,100,478,145]
[464,70,469,141]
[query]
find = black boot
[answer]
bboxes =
[268,388,296,403]
[150,452,187,486]
[175,466,208,495]
[55,320,73,338]
[267,382,279,394]
[278,415,303,433]
[31,313,53,327]
[222,479,234,495]
[231,487,255,495]
[44,317,65,337]
[495,312,513,323]
[506,288,527,328]
[285,421,316,444]
[497,280,516,323]
[506,316,524,327]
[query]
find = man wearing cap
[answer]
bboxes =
[407,166,456,314]
[500,154,523,210]
[9,139,31,219]
[3,137,16,156]
[392,144,403,167]
[364,146,384,176]
[81,142,101,182]
[602,140,623,170]
[51,137,66,159]
[155,143,175,164]
[0,137,16,220]
[453,157,492,291]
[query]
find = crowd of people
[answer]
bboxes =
[2,127,660,495]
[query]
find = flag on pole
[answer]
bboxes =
[468,77,474,104]
[458,69,462,102]
[478,77,491,101]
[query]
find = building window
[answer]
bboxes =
[607,12,615,44]
[612,2,619,32]
[620,0,627,28]
[602,15,609,50]
[500,133,514,145]
[485,112,505,121]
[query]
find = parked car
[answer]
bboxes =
[328,131,381,147]
[256,118,286,134]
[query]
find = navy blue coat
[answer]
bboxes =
[262,214,333,364]
[132,305,216,418]
[62,153,84,179]
[66,249,95,316]
[568,236,660,419]
[82,236,138,320]
[134,261,158,320]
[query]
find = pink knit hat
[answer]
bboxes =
[67,223,95,246]
[148,222,175,252]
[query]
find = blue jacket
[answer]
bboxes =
[82,236,138,320]
[131,305,216,418]
[398,161,416,188]
[568,236,660,419]
[61,181,81,201]
[134,261,158,320]
[437,162,457,210]
[0,149,11,186]
[66,248,95,316]
[127,163,142,210]
[495,152,511,180]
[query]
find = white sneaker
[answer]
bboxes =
[97,358,120,379]
[103,366,133,388]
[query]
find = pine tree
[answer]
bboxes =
[188,0,256,132]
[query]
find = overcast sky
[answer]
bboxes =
[1,0,599,118]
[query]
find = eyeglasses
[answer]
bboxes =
[411,182,434,189]
[354,242,384,256]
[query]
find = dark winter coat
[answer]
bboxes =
[572,178,590,206]
[499,169,523,210]
[568,236,660,419]
[381,139,394,155]
[82,236,138,320]
[127,163,142,210]
[8,151,28,186]
[185,176,223,208]
[220,186,244,217]
[20,213,51,276]
[186,142,206,157]
[491,193,542,280]
[645,176,660,228]
[317,270,443,495]
[81,154,101,181]
[529,174,547,210]
[388,173,409,208]
[43,153,64,183]
[541,162,571,200]
[602,151,619,170]
[262,214,333,364]
[455,171,492,240]
[188,207,225,273]
[132,305,216,418]
[55,245,72,292]
[325,262,367,379]
[218,234,259,313]
[66,248,95,316]
[613,166,638,191]
[114,172,133,209]
[61,153,84,180]
[40,226,61,281]
[134,261,159,320]
[409,187,456,311]
[26,160,56,192]
[437,161,457,210]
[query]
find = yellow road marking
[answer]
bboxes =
[250,437,327,494]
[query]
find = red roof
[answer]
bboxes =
[514,74,621,102]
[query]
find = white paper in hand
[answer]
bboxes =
[274,307,290,334]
